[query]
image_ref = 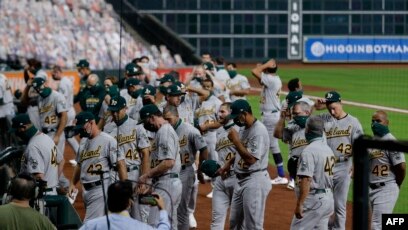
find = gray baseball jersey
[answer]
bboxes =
[215,122,239,168]
[260,73,282,113]
[0,74,14,118]
[283,121,308,158]
[233,120,270,174]
[98,100,112,125]
[229,120,271,229]
[226,74,250,102]
[57,77,74,110]
[174,120,206,230]
[368,133,405,230]
[369,133,405,184]
[20,132,60,189]
[291,137,335,229]
[106,117,150,169]
[120,89,140,116]
[38,90,68,131]
[149,123,181,174]
[215,69,230,85]
[318,112,363,230]
[76,132,123,183]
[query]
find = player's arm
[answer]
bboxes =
[394,162,406,188]
[200,121,222,132]
[139,147,150,176]
[274,111,287,139]
[116,159,128,181]
[216,155,235,179]
[144,159,175,179]
[69,165,81,195]
[21,84,32,106]
[295,176,311,219]
[230,88,250,97]
[187,86,210,98]
[251,59,276,85]
[197,147,209,183]
[228,128,257,165]
[55,111,67,144]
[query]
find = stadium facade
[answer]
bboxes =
[132,0,408,62]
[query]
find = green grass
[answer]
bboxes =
[244,65,408,213]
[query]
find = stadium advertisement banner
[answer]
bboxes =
[303,37,408,62]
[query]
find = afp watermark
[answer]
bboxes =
[382,214,408,230]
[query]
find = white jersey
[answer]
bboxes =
[260,73,282,113]
[215,122,239,168]
[226,74,251,102]
[0,74,14,118]
[215,68,230,85]
[283,121,308,158]
[195,95,222,133]
[57,77,74,109]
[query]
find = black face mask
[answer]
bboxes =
[159,86,167,95]
[233,116,246,127]
[143,122,158,132]
[16,126,38,144]
[180,94,185,104]
[79,129,91,138]
[88,84,99,94]
[130,89,142,99]
[142,98,153,106]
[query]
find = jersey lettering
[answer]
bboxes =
[237,158,249,170]
[324,156,336,176]
[181,153,190,165]
[372,164,390,177]
[336,143,352,155]
[51,146,58,166]
[44,115,57,125]
[87,163,103,175]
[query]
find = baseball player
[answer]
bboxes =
[369,110,406,230]
[211,102,238,229]
[75,59,92,92]
[317,91,363,230]
[225,63,251,102]
[137,104,182,230]
[164,82,196,126]
[51,66,79,158]
[105,96,151,221]
[0,73,14,150]
[97,82,119,130]
[162,104,208,230]
[12,114,60,195]
[77,74,106,123]
[217,99,271,229]
[274,101,312,190]
[68,112,127,222]
[291,115,335,229]
[251,59,287,185]
[120,78,143,121]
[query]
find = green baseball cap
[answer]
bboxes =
[200,160,220,178]
[325,91,341,102]
[74,112,95,130]
[174,81,186,90]
[202,62,214,71]
[138,104,160,124]
[125,63,143,76]
[31,77,46,89]
[126,78,141,87]
[76,59,89,68]
[106,85,119,97]
[108,96,127,112]
[141,85,156,96]
[166,84,186,96]
[158,74,176,84]
[11,113,31,131]
[229,99,251,119]
[286,91,303,108]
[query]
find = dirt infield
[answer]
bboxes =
[63,143,353,229]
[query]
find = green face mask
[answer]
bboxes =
[130,89,142,99]
[228,70,237,79]
[371,122,389,137]
[293,116,308,128]
[17,126,38,143]
[38,87,52,98]
[159,86,167,95]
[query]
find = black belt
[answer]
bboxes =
[113,165,139,172]
[369,182,386,190]
[181,164,193,170]
[83,179,107,191]
[336,156,349,163]
[45,187,56,192]
[261,110,278,115]
[42,128,57,134]
[152,173,179,183]
[236,168,267,180]
[311,188,331,194]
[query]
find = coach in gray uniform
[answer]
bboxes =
[68,112,127,222]
[291,115,335,229]
[211,102,239,229]
[12,114,60,195]
[163,104,208,230]
[219,99,271,229]
[138,104,182,230]
[369,110,406,230]
[252,59,287,185]
[317,91,363,230]
[106,96,151,220]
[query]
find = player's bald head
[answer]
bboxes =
[372,110,389,125]
[87,74,99,86]
[305,115,324,137]
[163,104,179,117]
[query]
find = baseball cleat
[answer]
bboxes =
[189,213,197,228]
[271,176,288,185]
[69,159,78,166]
[206,190,213,198]
[287,179,295,190]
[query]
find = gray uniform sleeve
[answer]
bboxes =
[190,128,207,152]
[26,146,45,174]
[351,118,364,142]
[389,151,405,166]
[240,77,250,90]
[297,150,314,178]
[108,137,123,164]
[246,134,266,160]
[157,127,178,161]
[136,125,151,150]
[55,93,68,113]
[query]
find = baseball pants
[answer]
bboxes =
[82,179,109,223]
[187,167,199,218]
[66,107,79,153]
[178,165,195,230]
[148,177,182,230]
[369,182,399,230]
[229,171,272,230]
[290,189,334,230]
[261,112,281,153]
[331,164,352,230]
[211,174,236,230]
